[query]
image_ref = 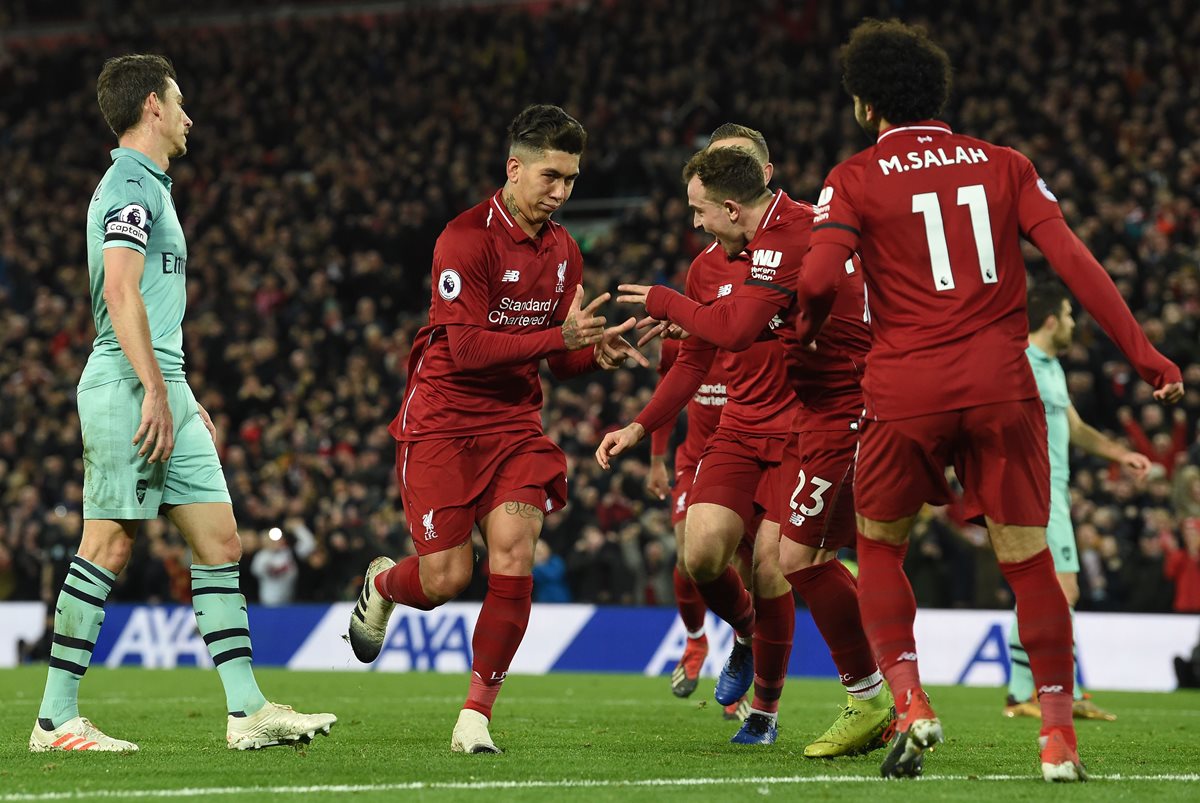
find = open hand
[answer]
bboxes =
[595,423,646,470]
[596,318,651,370]
[561,285,609,350]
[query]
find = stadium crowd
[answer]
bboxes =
[2,0,1199,613]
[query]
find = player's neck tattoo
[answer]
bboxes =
[503,191,522,222]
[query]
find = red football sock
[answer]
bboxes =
[855,532,923,717]
[375,556,437,611]
[786,560,878,687]
[464,573,533,719]
[751,592,794,714]
[1000,549,1075,745]
[673,567,708,634]
[695,565,755,639]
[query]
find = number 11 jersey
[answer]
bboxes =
[809,120,1063,420]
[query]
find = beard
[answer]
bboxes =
[855,106,880,136]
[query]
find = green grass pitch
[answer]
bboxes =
[2,667,1198,802]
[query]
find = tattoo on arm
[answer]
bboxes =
[562,312,583,349]
[504,501,545,521]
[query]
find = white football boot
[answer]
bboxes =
[29,716,138,752]
[227,702,337,750]
[348,556,396,662]
[450,709,501,754]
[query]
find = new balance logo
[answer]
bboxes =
[422,509,438,541]
[789,512,805,527]
[502,269,520,282]
[717,283,733,298]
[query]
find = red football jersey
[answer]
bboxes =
[686,241,796,437]
[809,120,1064,420]
[392,190,583,440]
[733,191,870,433]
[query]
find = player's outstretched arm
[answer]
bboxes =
[104,247,174,464]
[596,338,714,471]
[635,318,689,348]
[447,286,609,372]
[1030,218,1183,403]
[1066,404,1152,482]
[617,283,777,351]
[548,312,649,378]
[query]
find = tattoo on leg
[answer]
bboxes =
[504,501,545,521]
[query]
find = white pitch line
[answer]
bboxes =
[3,774,1198,801]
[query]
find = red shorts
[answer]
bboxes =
[779,426,858,549]
[690,429,788,532]
[396,432,568,556]
[670,457,698,526]
[854,399,1050,526]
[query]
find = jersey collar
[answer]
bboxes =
[1026,342,1054,363]
[110,147,172,189]
[756,189,788,234]
[876,120,954,144]
[488,189,560,249]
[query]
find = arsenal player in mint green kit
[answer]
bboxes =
[31,54,335,753]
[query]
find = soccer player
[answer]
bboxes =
[788,20,1183,781]
[606,136,892,752]
[30,55,336,753]
[646,336,744,706]
[349,104,646,754]
[1003,285,1149,721]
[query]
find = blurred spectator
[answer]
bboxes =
[532,540,570,604]
[1163,518,1200,613]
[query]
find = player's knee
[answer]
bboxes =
[211,529,242,564]
[684,548,724,584]
[489,542,535,576]
[99,538,134,572]
[423,563,472,604]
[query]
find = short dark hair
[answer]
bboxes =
[841,19,952,125]
[97,54,177,138]
[683,147,770,206]
[1027,283,1069,331]
[507,104,587,156]
[708,123,769,164]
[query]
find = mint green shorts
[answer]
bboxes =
[1046,487,1079,574]
[79,379,231,519]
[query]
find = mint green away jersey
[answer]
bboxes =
[79,148,187,391]
[1026,342,1071,498]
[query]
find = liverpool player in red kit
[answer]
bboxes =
[791,21,1184,781]
[607,139,892,753]
[349,105,645,753]
[646,335,742,704]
